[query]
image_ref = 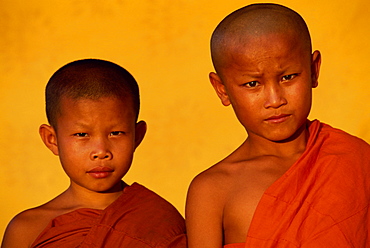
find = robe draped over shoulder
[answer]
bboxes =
[241,120,370,247]
[31,183,187,248]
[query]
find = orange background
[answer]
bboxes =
[1,0,369,241]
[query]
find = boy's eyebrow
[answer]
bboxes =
[241,64,301,78]
[72,122,91,129]
[73,121,130,130]
[242,72,263,78]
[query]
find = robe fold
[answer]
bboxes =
[239,120,370,247]
[224,243,245,248]
[31,183,187,248]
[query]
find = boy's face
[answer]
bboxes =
[210,32,321,142]
[45,96,145,193]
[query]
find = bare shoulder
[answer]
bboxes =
[186,164,226,221]
[2,206,53,248]
[187,148,249,199]
[186,161,232,248]
[1,193,69,248]
[187,162,231,208]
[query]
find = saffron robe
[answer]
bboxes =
[31,183,187,248]
[236,120,370,247]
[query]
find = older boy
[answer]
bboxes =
[2,59,187,248]
[186,3,370,248]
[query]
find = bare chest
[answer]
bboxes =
[222,164,289,244]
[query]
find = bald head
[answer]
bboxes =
[45,59,140,127]
[211,3,312,72]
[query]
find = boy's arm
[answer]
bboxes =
[186,173,224,248]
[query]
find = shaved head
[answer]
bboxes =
[46,59,140,128]
[211,3,312,73]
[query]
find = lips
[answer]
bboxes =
[87,167,114,179]
[265,114,291,124]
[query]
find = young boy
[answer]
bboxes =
[186,3,370,248]
[2,59,187,248]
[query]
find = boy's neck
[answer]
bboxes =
[244,124,309,160]
[62,181,126,210]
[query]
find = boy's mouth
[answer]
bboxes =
[265,114,291,124]
[87,167,114,179]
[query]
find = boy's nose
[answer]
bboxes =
[90,139,113,160]
[263,83,287,109]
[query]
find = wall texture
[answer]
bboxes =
[1,0,369,241]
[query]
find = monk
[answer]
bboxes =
[186,3,370,248]
[2,59,187,247]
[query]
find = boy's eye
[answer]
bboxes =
[282,74,297,81]
[244,81,259,88]
[110,131,125,136]
[74,133,88,137]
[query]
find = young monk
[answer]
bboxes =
[2,59,187,248]
[186,3,370,248]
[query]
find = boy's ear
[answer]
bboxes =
[209,72,231,106]
[134,121,147,149]
[311,50,321,88]
[39,124,59,156]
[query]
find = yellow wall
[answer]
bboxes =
[1,0,369,241]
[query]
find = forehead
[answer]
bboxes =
[226,32,308,66]
[213,24,311,73]
[58,96,135,118]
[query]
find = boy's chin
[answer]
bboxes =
[77,180,125,194]
[97,181,125,193]
[267,126,307,144]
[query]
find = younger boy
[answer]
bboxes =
[2,59,187,248]
[186,3,370,247]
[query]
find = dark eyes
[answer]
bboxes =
[244,74,297,87]
[110,131,125,136]
[73,132,125,137]
[282,74,297,81]
[74,133,88,137]
[244,81,259,88]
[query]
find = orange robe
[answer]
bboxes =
[232,120,370,247]
[31,183,187,248]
